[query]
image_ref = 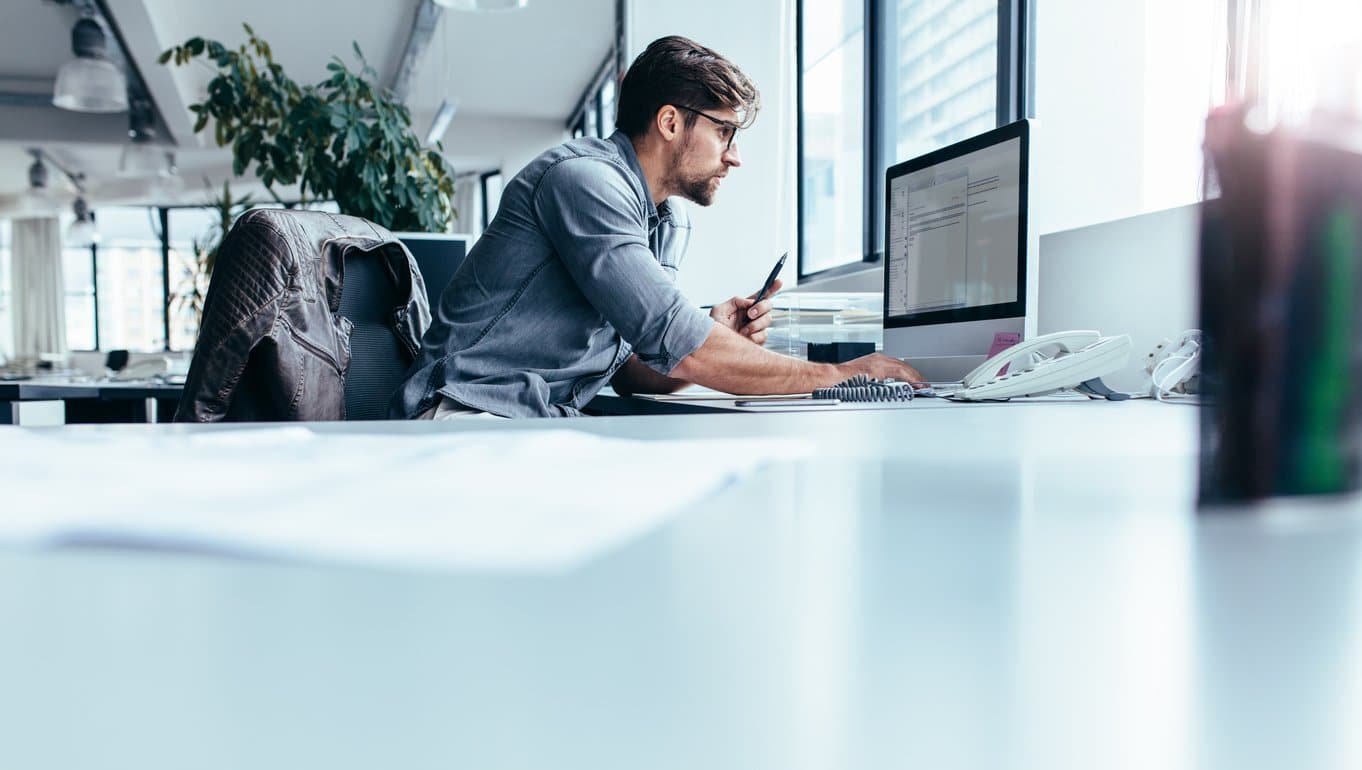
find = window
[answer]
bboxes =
[62,239,97,352]
[797,0,1029,278]
[799,1,866,276]
[166,207,219,352]
[568,52,620,139]
[90,208,166,352]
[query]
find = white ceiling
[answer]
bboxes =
[0,0,613,209]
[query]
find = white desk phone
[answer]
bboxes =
[952,330,1132,400]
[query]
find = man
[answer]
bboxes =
[390,35,922,419]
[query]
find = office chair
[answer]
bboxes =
[175,209,430,422]
[104,349,129,373]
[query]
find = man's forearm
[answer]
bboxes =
[671,325,842,395]
[611,354,691,396]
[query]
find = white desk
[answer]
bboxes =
[2,402,1360,770]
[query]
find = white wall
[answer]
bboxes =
[427,114,571,182]
[1030,0,1220,234]
[627,0,797,306]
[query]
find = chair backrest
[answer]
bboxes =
[338,247,415,420]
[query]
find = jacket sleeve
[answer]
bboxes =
[174,220,283,422]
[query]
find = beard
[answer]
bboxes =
[667,136,725,206]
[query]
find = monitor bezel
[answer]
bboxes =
[882,119,1030,330]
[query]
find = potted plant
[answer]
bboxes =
[160,24,455,232]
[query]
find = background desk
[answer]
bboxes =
[0,377,183,424]
[2,403,1360,770]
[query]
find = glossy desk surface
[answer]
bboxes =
[2,402,1360,770]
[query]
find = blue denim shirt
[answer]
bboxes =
[390,131,715,418]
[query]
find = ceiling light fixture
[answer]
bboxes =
[15,151,58,218]
[52,16,129,113]
[425,99,459,145]
[119,101,174,178]
[66,195,99,247]
[433,0,529,11]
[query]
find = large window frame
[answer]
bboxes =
[796,0,1034,281]
[66,201,337,354]
[63,205,198,354]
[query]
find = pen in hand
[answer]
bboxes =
[741,251,787,330]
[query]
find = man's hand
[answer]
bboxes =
[710,278,783,346]
[835,353,926,385]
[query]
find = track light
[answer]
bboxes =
[426,99,459,145]
[119,101,174,178]
[66,196,99,247]
[15,152,58,218]
[52,17,129,113]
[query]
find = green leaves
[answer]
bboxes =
[159,25,455,231]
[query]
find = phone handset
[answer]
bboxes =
[956,330,1132,400]
[962,330,1103,388]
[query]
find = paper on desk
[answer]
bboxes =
[0,427,809,572]
[634,385,808,401]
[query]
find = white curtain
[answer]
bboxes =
[451,174,483,241]
[12,217,67,357]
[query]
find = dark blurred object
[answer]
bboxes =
[104,349,130,373]
[1199,105,1362,504]
[807,341,876,364]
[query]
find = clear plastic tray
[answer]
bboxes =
[764,292,883,358]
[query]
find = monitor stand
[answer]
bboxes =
[898,354,987,383]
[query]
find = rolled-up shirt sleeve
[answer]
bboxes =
[533,157,714,374]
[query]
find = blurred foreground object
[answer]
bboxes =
[1198,104,1362,503]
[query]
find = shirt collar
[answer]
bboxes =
[608,130,660,227]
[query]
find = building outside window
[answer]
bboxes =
[92,207,165,352]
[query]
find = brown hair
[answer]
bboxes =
[615,35,761,139]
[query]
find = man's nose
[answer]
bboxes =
[724,142,742,168]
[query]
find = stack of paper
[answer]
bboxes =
[0,427,807,571]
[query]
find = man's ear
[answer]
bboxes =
[655,105,682,143]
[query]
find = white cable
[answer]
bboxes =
[1149,331,1201,401]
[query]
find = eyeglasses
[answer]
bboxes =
[675,105,740,151]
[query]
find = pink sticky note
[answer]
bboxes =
[988,331,1022,376]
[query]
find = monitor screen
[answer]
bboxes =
[885,129,1025,325]
[396,234,469,311]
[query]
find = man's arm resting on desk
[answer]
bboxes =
[613,292,786,396]
[670,325,925,395]
[611,354,690,396]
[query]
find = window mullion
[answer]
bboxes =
[90,241,100,351]
[159,207,171,352]
[863,0,880,264]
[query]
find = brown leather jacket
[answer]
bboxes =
[175,209,429,422]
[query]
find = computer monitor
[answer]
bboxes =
[882,119,1037,381]
[395,232,470,311]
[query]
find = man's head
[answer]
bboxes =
[616,36,761,206]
